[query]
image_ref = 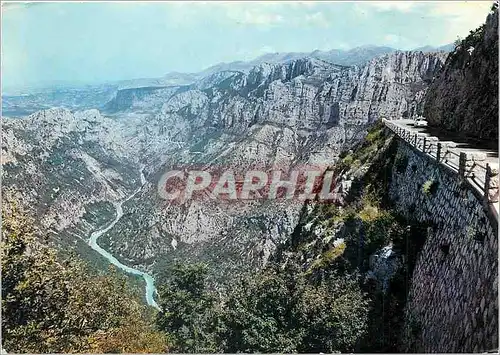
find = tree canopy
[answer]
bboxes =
[2,204,169,353]
[156,263,369,353]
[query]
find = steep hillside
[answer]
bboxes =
[95,52,445,281]
[1,108,143,268]
[103,86,180,113]
[151,119,497,353]
[2,51,446,286]
[424,6,498,142]
[1,205,169,353]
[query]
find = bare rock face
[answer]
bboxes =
[2,51,446,280]
[2,108,141,251]
[367,244,403,293]
[97,52,446,279]
[423,7,498,142]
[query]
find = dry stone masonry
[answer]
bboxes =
[386,134,498,352]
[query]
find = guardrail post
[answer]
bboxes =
[483,164,492,208]
[428,137,438,158]
[414,133,418,146]
[436,142,442,162]
[458,152,467,178]
[422,137,427,153]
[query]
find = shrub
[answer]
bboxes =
[363,211,397,257]
[366,129,381,144]
[353,159,362,168]
[358,193,382,222]
[359,204,380,222]
[422,179,439,196]
[156,263,219,353]
[220,269,369,353]
[309,241,347,271]
[342,154,354,167]
[2,205,169,354]
[155,263,369,354]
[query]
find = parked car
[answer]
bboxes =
[414,117,428,127]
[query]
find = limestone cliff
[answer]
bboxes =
[424,6,498,143]
[98,52,445,280]
[2,51,446,280]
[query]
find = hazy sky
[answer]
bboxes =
[2,1,493,90]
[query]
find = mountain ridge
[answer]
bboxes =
[2,44,453,98]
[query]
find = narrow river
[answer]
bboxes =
[88,171,160,310]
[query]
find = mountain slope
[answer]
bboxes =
[423,7,498,142]
[91,52,446,281]
[1,108,143,267]
[2,50,446,283]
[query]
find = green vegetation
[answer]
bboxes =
[342,153,354,167]
[81,200,116,228]
[308,196,428,352]
[287,124,430,352]
[426,5,497,143]
[155,264,219,353]
[449,23,486,66]
[150,123,430,353]
[422,179,439,196]
[2,204,169,353]
[333,120,389,181]
[155,263,369,353]
[308,240,347,272]
[365,127,382,144]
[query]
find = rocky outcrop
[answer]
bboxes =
[2,51,446,282]
[367,244,403,293]
[103,86,180,113]
[116,52,445,133]
[1,108,141,260]
[423,7,498,142]
[96,52,446,278]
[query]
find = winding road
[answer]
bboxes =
[88,171,160,310]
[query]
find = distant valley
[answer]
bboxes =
[2,44,452,117]
[3,48,447,282]
[3,3,498,352]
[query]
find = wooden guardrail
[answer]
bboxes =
[382,119,499,207]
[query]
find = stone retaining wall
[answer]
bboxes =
[388,139,498,352]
